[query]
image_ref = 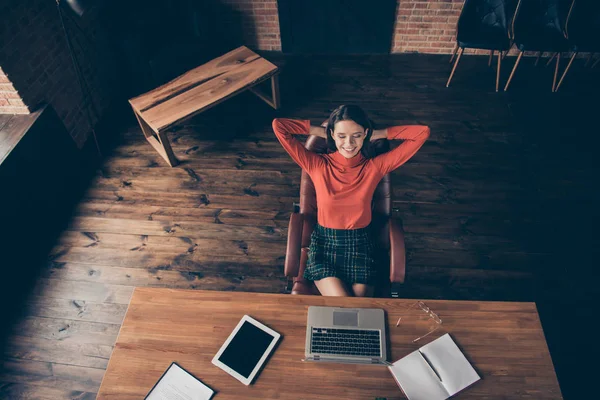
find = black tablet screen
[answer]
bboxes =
[218,321,275,378]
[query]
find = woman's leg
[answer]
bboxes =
[352,284,374,298]
[315,277,351,296]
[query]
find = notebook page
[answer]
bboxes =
[420,333,480,396]
[388,350,448,400]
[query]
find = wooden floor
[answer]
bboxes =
[0,53,598,399]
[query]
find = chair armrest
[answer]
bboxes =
[389,217,406,284]
[284,212,303,278]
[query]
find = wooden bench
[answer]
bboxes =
[128,46,281,166]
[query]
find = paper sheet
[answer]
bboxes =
[388,351,448,400]
[420,333,480,396]
[146,363,214,400]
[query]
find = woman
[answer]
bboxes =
[272,105,430,297]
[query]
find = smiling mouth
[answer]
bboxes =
[343,148,356,152]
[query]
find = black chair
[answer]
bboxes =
[555,1,600,91]
[504,0,575,92]
[447,0,519,92]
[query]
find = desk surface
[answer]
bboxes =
[97,288,562,399]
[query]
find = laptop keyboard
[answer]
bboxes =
[311,328,381,357]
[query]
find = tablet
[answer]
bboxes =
[211,315,281,385]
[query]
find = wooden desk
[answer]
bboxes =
[128,46,280,167]
[97,289,562,399]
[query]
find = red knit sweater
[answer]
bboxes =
[272,118,430,229]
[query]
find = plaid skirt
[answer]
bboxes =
[304,223,377,285]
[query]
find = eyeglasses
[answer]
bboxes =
[396,301,443,343]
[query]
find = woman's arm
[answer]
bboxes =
[272,118,325,172]
[370,128,388,141]
[309,124,328,139]
[371,125,430,175]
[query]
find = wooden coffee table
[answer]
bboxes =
[128,46,280,166]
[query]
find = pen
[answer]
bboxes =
[418,350,442,382]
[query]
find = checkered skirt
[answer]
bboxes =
[304,223,377,285]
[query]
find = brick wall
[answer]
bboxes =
[220,0,282,51]
[0,66,28,114]
[0,0,116,147]
[393,0,463,54]
[218,0,464,54]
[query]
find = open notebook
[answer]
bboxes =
[388,333,480,400]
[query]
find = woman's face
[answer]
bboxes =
[332,120,366,159]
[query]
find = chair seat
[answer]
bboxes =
[569,31,600,52]
[457,28,512,50]
[515,29,570,52]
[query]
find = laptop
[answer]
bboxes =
[304,306,390,366]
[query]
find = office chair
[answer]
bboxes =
[284,136,406,298]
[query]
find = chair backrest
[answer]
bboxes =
[299,136,392,250]
[566,0,600,43]
[458,0,519,36]
[513,0,574,39]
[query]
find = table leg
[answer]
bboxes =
[271,74,281,109]
[132,108,178,167]
[249,73,281,110]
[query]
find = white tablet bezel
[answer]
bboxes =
[211,315,281,386]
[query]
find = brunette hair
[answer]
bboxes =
[325,105,377,158]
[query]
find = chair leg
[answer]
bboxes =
[592,56,600,69]
[488,50,494,67]
[546,52,557,66]
[552,52,561,92]
[449,45,458,63]
[496,51,502,92]
[446,47,464,87]
[584,52,594,67]
[504,51,523,91]
[534,52,542,66]
[555,52,577,92]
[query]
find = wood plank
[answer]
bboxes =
[66,216,287,241]
[43,263,286,293]
[47,245,285,270]
[130,46,263,112]
[89,175,299,197]
[0,382,96,400]
[402,266,535,301]
[2,335,113,369]
[98,164,300,185]
[0,358,104,393]
[24,296,128,325]
[32,278,134,305]
[82,188,296,211]
[140,58,278,132]
[71,202,287,226]
[8,316,120,346]
[55,230,286,250]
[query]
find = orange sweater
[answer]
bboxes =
[272,119,430,229]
